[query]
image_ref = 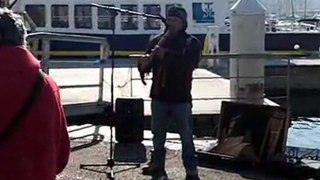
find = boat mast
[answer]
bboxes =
[278,0,291,18]
[291,0,295,20]
[304,0,307,18]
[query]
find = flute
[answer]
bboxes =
[140,30,170,86]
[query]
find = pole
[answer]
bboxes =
[107,10,117,179]
[291,0,295,20]
[304,0,307,19]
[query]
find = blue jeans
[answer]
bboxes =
[151,100,198,174]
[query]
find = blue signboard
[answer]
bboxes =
[192,2,215,23]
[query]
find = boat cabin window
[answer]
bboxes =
[51,5,69,28]
[143,4,161,30]
[98,5,115,30]
[25,5,46,27]
[75,5,92,29]
[120,5,138,30]
[165,4,182,17]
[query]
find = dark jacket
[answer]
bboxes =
[139,32,201,103]
[0,46,70,180]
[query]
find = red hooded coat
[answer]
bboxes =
[0,46,70,180]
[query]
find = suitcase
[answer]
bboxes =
[115,98,144,143]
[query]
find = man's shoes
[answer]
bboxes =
[143,150,155,175]
[185,174,200,180]
[154,174,168,180]
[152,169,168,180]
[142,162,168,180]
[142,162,156,175]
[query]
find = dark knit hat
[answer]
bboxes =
[167,6,188,27]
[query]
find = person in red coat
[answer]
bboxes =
[0,8,70,180]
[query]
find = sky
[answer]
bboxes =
[259,0,320,10]
[228,0,320,17]
[256,0,320,16]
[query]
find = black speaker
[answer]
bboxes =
[115,98,144,143]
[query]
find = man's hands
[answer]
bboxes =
[138,46,168,86]
[137,57,151,86]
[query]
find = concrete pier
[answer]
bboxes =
[50,67,276,114]
[51,67,230,115]
[49,66,277,135]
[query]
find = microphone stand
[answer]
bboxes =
[91,3,166,23]
[79,3,165,180]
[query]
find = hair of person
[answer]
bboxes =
[0,8,26,46]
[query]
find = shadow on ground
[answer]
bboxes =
[197,152,318,180]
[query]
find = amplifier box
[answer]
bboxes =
[115,98,144,143]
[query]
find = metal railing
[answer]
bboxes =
[24,33,319,160]
[129,51,319,103]
[128,51,320,156]
[26,32,109,103]
[129,53,302,103]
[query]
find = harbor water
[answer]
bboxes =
[205,59,320,154]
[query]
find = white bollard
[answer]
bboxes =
[230,0,266,104]
[203,26,220,68]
